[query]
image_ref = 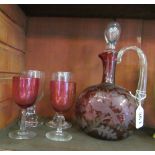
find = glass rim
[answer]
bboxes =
[21,70,45,78]
[50,80,76,84]
[22,69,44,72]
[52,71,72,74]
[51,71,73,81]
[13,75,39,79]
[22,70,45,74]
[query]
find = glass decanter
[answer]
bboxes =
[76,22,147,140]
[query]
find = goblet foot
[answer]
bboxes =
[46,131,72,142]
[8,130,37,140]
[46,120,72,129]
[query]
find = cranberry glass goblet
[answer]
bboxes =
[9,74,39,139]
[46,72,76,141]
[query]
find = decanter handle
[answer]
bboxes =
[117,46,147,104]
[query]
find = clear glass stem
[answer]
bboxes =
[54,112,59,119]
[20,109,27,132]
[27,105,36,114]
[56,113,64,135]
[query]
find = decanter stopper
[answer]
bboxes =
[104,22,121,49]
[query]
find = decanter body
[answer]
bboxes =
[76,51,136,140]
[76,22,147,140]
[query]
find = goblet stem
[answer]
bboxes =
[56,113,64,135]
[25,92,44,128]
[54,112,58,119]
[25,105,42,128]
[27,105,36,114]
[46,112,72,129]
[20,109,27,132]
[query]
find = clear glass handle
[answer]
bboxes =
[117,46,147,103]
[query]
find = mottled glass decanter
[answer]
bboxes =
[76,22,147,140]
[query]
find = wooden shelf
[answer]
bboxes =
[0,121,155,151]
[18,4,155,19]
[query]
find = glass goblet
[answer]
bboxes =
[46,72,72,129]
[9,75,39,139]
[46,72,76,141]
[24,70,45,128]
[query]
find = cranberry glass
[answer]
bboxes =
[13,77,39,108]
[50,80,75,112]
[76,22,147,140]
[46,74,73,129]
[76,51,137,140]
[9,75,39,139]
[46,72,76,142]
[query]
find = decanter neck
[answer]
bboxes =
[99,51,117,84]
